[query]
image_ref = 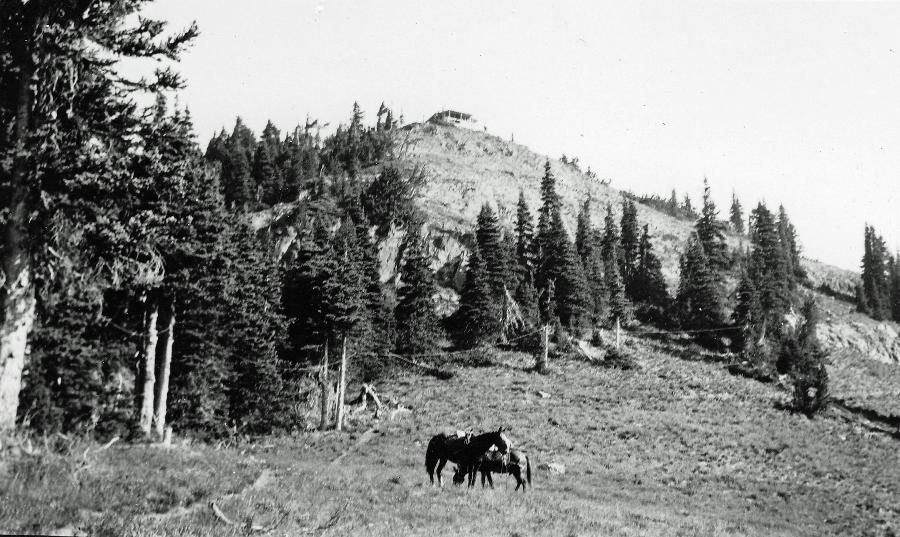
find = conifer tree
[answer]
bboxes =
[224,148,254,210]
[620,198,640,285]
[348,197,393,358]
[574,199,608,325]
[695,178,729,271]
[890,255,900,323]
[575,197,593,264]
[682,194,696,218]
[534,161,571,324]
[859,225,891,320]
[224,220,289,433]
[456,245,501,348]
[667,189,679,214]
[675,234,725,345]
[252,142,282,205]
[731,269,763,352]
[777,205,805,284]
[730,192,745,234]
[602,205,629,324]
[395,225,443,354]
[630,225,670,318]
[747,202,793,334]
[537,161,561,255]
[475,203,508,300]
[515,191,536,287]
[554,217,592,329]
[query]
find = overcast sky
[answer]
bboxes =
[141,0,900,272]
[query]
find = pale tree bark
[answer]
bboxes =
[0,48,36,432]
[138,294,159,437]
[536,324,549,374]
[153,295,175,439]
[335,336,348,432]
[319,342,330,431]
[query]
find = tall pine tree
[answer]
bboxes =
[395,224,443,354]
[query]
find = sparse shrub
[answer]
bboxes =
[554,327,574,354]
[790,360,829,417]
[727,337,776,382]
[780,298,830,416]
[602,346,638,370]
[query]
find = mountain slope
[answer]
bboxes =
[390,121,900,370]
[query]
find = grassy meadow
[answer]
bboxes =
[2,342,898,536]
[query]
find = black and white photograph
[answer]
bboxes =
[1,1,899,535]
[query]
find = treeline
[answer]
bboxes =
[856,225,900,322]
[204,102,397,209]
[625,188,747,234]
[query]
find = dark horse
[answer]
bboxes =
[453,448,532,491]
[425,428,510,487]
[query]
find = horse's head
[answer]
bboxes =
[451,465,466,485]
[493,427,511,454]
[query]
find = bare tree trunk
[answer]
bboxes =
[318,342,330,431]
[138,295,160,437]
[615,316,621,350]
[536,324,549,374]
[335,336,348,432]
[153,295,175,440]
[0,52,35,432]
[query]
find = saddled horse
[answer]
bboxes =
[453,447,532,491]
[425,428,510,487]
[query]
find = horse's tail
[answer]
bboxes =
[526,455,532,486]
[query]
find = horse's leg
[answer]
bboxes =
[436,458,447,487]
[486,471,494,489]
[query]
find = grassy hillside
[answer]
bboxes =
[4,345,898,536]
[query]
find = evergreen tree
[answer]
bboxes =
[252,142,282,205]
[475,203,508,300]
[890,255,900,323]
[322,219,369,342]
[224,147,253,210]
[777,205,805,284]
[859,224,890,320]
[456,245,501,348]
[575,197,593,263]
[554,217,592,329]
[224,220,289,434]
[675,234,725,345]
[619,198,640,285]
[731,269,763,352]
[515,191,536,287]
[536,160,561,255]
[667,189,679,214]
[729,192,745,234]
[682,194,696,218]
[695,178,729,271]
[601,205,629,324]
[395,224,443,354]
[363,165,425,239]
[630,225,670,319]
[747,202,793,332]
[534,161,571,324]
